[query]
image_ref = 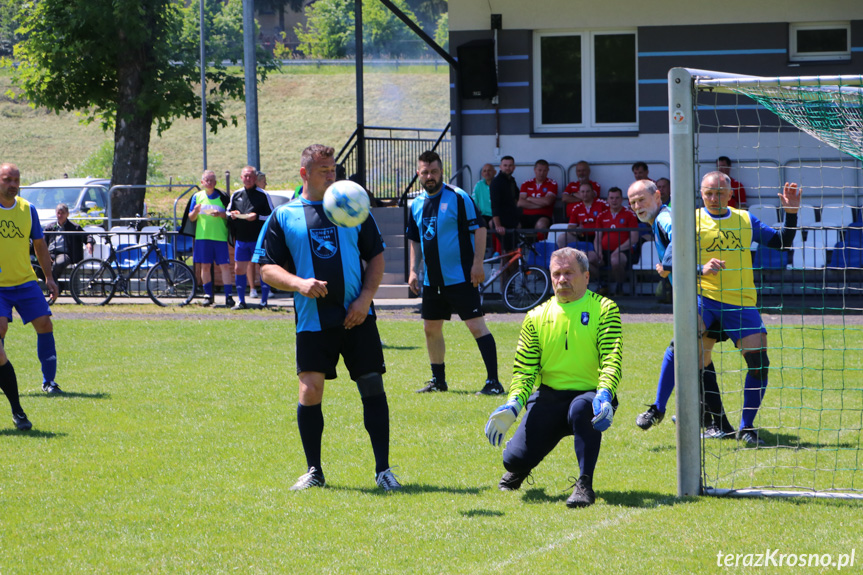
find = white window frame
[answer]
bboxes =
[533,29,638,133]
[789,22,851,62]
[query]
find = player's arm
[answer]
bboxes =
[508,314,542,408]
[470,227,487,287]
[33,237,59,301]
[407,240,423,294]
[188,195,200,221]
[756,182,801,248]
[344,251,383,329]
[538,190,557,208]
[596,299,623,398]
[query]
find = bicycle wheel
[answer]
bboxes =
[70,259,117,305]
[503,266,550,312]
[146,259,196,306]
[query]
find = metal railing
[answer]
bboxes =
[336,124,452,202]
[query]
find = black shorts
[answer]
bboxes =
[295,315,386,380]
[421,282,484,321]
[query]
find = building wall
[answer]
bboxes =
[447,3,863,198]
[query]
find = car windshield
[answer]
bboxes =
[20,187,83,209]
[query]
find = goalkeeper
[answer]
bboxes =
[484,247,622,508]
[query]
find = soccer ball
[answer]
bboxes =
[323,180,371,228]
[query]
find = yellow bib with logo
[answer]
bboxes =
[697,207,755,307]
[0,198,38,287]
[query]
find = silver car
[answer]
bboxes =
[19,177,110,227]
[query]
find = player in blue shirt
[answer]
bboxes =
[407,151,503,396]
[254,144,400,492]
[627,180,734,438]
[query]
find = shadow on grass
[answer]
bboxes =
[762,431,859,450]
[22,391,111,400]
[0,428,66,439]
[647,444,675,453]
[460,509,505,518]
[329,484,486,495]
[520,487,683,508]
[381,343,420,351]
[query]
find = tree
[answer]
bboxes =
[0,0,24,56]
[295,0,422,59]
[10,0,276,220]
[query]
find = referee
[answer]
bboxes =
[484,247,622,508]
[254,144,400,492]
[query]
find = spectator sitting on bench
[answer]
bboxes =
[561,160,601,222]
[43,203,94,280]
[592,187,640,296]
[518,159,558,238]
[556,182,609,252]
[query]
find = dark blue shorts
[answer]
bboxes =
[295,315,386,381]
[699,295,766,344]
[0,281,52,324]
[234,240,257,262]
[421,281,483,321]
[193,239,230,265]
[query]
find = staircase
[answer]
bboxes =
[371,206,412,299]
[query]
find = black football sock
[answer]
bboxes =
[0,360,23,414]
[296,403,324,472]
[362,393,391,474]
[431,363,445,384]
[475,333,498,382]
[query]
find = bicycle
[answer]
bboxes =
[479,232,551,312]
[69,228,197,306]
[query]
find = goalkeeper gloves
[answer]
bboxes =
[485,400,522,447]
[591,388,614,432]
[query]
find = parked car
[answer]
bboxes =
[19,177,110,227]
[267,189,296,208]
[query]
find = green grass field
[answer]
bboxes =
[1,311,862,574]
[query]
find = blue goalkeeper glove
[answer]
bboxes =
[485,400,522,447]
[591,389,614,432]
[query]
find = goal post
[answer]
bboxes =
[668,67,863,499]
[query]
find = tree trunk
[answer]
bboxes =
[110,44,153,227]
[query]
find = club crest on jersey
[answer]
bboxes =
[309,227,338,259]
[581,312,590,325]
[423,217,437,241]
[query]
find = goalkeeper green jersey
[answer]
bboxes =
[507,291,622,408]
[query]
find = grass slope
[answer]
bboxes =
[1,312,861,574]
[0,65,449,206]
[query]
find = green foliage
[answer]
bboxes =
[295,0,354,59]
[0,0,24,53]
[405,0,447,34]
[295,0,425,59]
[273,31,294,60]
[71,140,164,181]
[433,12,448,51]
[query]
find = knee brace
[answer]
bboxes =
[355,372,385,398]
[744,349,770,381]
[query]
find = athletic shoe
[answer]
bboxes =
[375,467,402,492]
[701,425,727,439]
[498,471,532,491]
[290,467,326,491]
[231,302,249,311]
[476,379,505,396]
[736,428,765,447]
[225,296,235,308]
[636,404,664,430]
[250,288,258,298]
[566,475,596,508]
[201,296,214,307]
[42,381,63,395]
[12,411,32,431]
[416,378,448,393]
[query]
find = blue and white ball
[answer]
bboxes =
[323,180,371,228]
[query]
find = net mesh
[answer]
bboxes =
[689,71,863,497]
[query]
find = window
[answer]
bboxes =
[790,23,851,62]
[534,31,637,133]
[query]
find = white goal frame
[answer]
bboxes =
[668,67,863,500]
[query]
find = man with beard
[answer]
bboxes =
[407,151,503,396]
